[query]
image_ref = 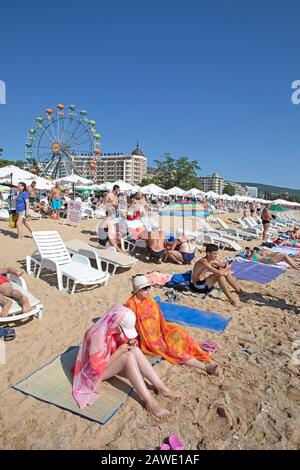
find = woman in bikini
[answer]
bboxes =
[247,248,300,270]
[167,235,196,265]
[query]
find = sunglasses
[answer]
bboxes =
[141,286,151,291]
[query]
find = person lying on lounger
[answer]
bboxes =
[191,244,243,307]
[167,235,196,265]
[0,267,31,317]
[72,304,180,418]
[125,275,219,375]
[246,247,300,270]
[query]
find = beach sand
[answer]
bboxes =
[0,215,300,450]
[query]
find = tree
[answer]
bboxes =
[153,153,201,190]
[223,184,235,196]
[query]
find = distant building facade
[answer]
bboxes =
[71,143,147,185]
[224,182,248,196]
[199,173,224,195]
[246,186,258,198]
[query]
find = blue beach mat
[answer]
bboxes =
[13,346,161,425]
[155,296,231,333]
[231,261,284,284]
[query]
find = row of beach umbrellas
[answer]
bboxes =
[0,165,299,207]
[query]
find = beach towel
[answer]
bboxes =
[167,271,192,287]
[145,271,173,286]
[125,295,212,364]
[13,346,161,425]
[231,261,284,284]
[155,297,231,333]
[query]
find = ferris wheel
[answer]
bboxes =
[24,104,101,179]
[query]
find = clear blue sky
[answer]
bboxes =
[1,0,300,188]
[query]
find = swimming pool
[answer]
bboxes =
[159,210,210,216]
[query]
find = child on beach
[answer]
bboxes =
[0,267,31,317]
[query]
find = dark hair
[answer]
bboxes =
[206,244,219,253]
[19,182,27,191]
[113,185,120,191]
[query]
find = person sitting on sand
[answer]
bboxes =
[72,304,180,418]
[191,244,243,307]
[167,235,196,265]
[124,275,219,375]
[246,247,300,270]
[0,267,31,317]
[148,230,168,263]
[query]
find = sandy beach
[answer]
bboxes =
[0,215,300,450]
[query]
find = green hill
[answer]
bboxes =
[235,182,300,198]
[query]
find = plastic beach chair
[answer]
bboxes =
[26,231,109,294]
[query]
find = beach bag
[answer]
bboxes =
[8,213,17,229]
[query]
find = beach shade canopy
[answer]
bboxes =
[55,175,93,186]
[272,199,298,206]
[205,191,220,199]
[0,165,53,190]
[140,183,167,196]
[166,186,185,197]
[184,188,206,197]
[111,180,135,192]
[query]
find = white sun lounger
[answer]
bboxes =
[65,239,138,275]
[176,228,242,251]
[26,231,109,294]
[0,209,10,220]
[0,274,44,323]
[214,217,258,240]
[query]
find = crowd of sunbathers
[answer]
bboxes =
[2,183,300,419]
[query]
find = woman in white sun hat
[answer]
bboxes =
[73,304,181,418]
[125,275,219,375]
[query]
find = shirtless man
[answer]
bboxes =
[27,181,37,207]
[49,182,62,216]
[104,185,120,215]
[0,267,31,317]
[191,244,243,307]
[261,204,273,241]
[148,230,168,263]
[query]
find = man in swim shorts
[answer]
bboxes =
[49,182,62,216]
[192,244,243,307]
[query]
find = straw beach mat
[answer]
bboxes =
[13,346,162,425]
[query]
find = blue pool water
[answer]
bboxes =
[159,210,210,216]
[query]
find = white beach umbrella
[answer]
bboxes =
[140,183,167,196]
[111,180,134,192]
[0,165,38,185]
[55,174,93,186]
[185,188,205,197]
[205,191,220,199]
[167,186,185,196]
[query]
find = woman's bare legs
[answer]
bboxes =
[16,215,23,240]
[23,219,32,236]
[271,253,300,270]
[102,351,170,418]
[167,251,183,265]
[130,346,181,398]
[184,358,220,375]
